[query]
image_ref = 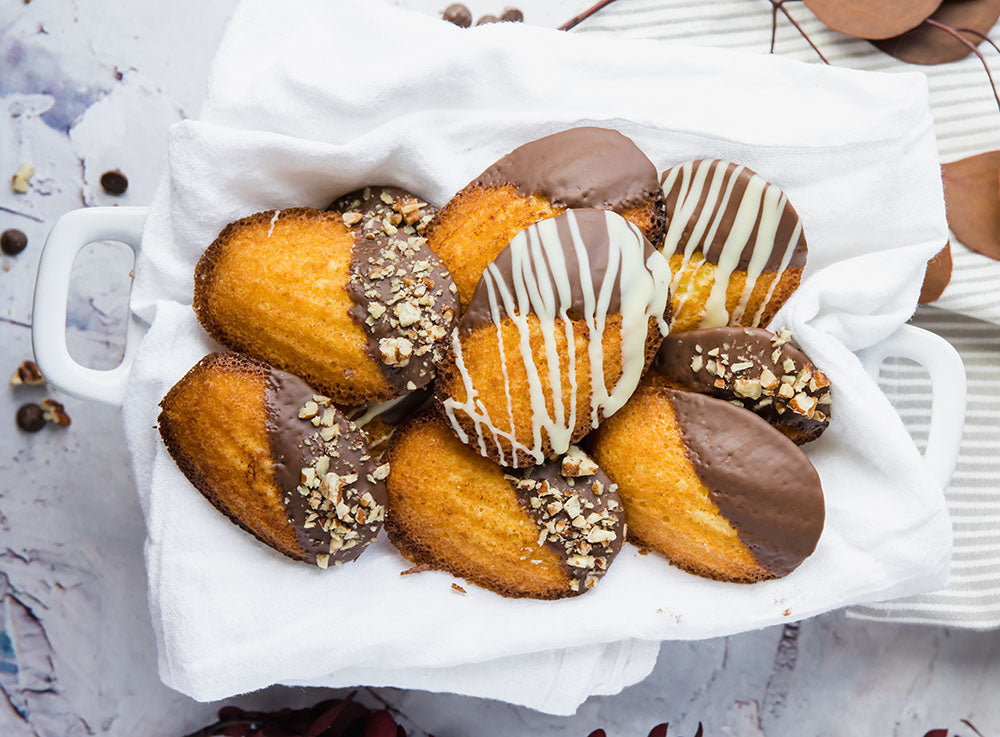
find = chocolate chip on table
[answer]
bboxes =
[499,7,523,21]
[16,403,45,433]
[476,14,499,25]
[442,3,472,27]
[100,169,128,196]
[0,229,27,256]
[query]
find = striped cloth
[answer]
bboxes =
[571,0,1000,627]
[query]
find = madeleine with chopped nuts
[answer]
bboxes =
[650,326,832,444]
[385,411,625,598]
[593,386,824,583]
[193,187,458,406]
[158,353,388,567]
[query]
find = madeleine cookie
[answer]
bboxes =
[193,192,458,404]
[158,353,388,567]
[386,412,624,598]
[437,208,672,467]
[593,386,824,582]
[660,160,807,332]
[428,127,666,304]
[651,326,832,444]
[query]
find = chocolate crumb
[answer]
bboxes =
[476,14,499,24]
[499,7,523,21]
[100,169,128,196]
[16,403,45,433]
[1,229,27,256]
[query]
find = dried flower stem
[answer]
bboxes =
[559,0,622,31]
[926,19,1000,115]
[768,0,829,64]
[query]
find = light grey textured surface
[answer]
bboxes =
[1,1,998,736]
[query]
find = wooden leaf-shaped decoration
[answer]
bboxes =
[803,0,942,39]
[942,150,1000,260]
[873,0,1000,65]
[919,242,953,303]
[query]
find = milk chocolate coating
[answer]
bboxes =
[509,453,625,590]
[666,389,824,577]
[460,208,657,334]
[265,368,387,564]
[330,186,459,395]
[661,160,807,271]
[653,327,831,444]
[475,127,660,212]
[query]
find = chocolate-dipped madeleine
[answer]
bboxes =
[386,412,624,598]
[593,386,824,582]
[193,189,458,405]
[436,208,672,467]
[158,353,388,567]
[428,127,666,304]
[650,326,832,444]
[660,160,807,332]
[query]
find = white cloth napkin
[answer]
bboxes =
[122,0,952,711]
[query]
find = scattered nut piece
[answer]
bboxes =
[40,398,71,427]
[11,163,34,193]
[10,360,45,386]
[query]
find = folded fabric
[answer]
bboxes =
[122,0,952,708]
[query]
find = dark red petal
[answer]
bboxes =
[923,730,949,737]
[588,731,608,737]
[647,724,669,737]
[306,700,354,737]
[693,724,704,737]
[943,151,1000,261]
[803,0,941,40]
[362,711,400,737]
[873,0,1000,64]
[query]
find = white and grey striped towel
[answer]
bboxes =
[555,0,1000,628]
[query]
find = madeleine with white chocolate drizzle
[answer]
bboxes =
[660,160,807,332]
[436,208,672,468]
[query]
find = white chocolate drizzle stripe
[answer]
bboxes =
[661,160,803,328]
[443,210,671,467]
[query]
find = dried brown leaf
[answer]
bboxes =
[942,150,1000,260]
[803,0,942,40]
[873,0,1000,64]
[919,242,953,303]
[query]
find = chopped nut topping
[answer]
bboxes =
[734,378,762,400]
[514,467,620,593]
[342,211,363,227]
[560,445,599,477]
[291,395,386,568]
